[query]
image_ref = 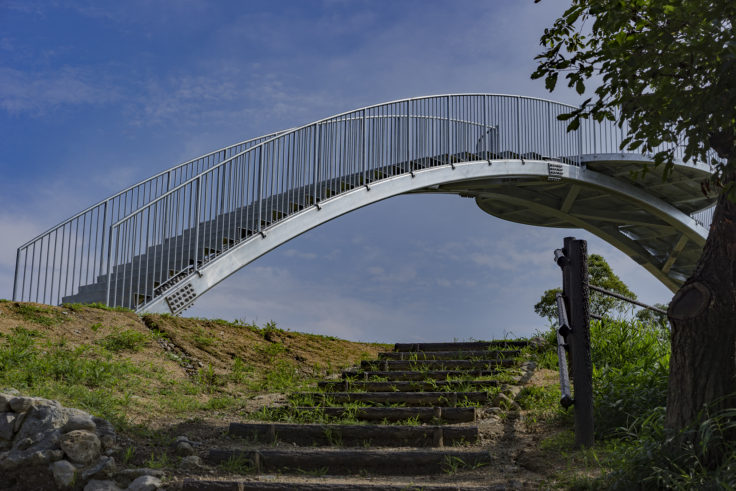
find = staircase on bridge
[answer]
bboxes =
[60,150,512,310]
[176,339,536,490]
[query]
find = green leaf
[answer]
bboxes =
[575,79,585,95]
[545,73,559,91]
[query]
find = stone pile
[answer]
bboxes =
[0,390,162,491]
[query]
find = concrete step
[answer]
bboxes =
[393,341,528,352]
[341,369,501,381]
[281,406,476,423]
[318,380,500,392]
[204,448,492,476]
[227,423,477,447]
[360,359,515,371]
[378,349,520,360]
[293,391,494,407]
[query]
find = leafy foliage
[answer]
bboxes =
[534,254,638,321]
[533,0,736,192]
[590,318,670,438]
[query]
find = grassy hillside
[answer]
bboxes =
[0,300,389,429]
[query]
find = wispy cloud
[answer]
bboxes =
[0,66,119,115]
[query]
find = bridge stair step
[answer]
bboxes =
[393,341,528,352]
[317,379,499,392]
[359,358,515,371]
[292,391,494,407]
[271,406,477,423]
[340,368,501,381]
[227,422,477,447]
[204,448,492,476]
[378,349,520,360]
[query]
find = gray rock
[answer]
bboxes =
[13,410,26,432]
[9,396,39,413]
[0,447,63,470]
[63,414,97,433]
[0,393,12,412]
[174,441,194,456]
[81,455,116,481]
[50,459,77,489]
[0,412,16,440]
[14,436,34,451]
[0,428,62,471]
[84,479,122,491]
[115,467,165,485]
[127,475,162,491]
[179,455,202,470]
[93,417,116,450]
[492,392,521,410]
[61,430,101,464]
[117,467,166,479]
[14,402,65,443]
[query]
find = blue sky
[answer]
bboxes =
[0,0,674,343]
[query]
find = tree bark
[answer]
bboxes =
[666,188,736,431]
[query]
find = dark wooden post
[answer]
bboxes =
[562,236,593,448]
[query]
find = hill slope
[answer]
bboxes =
[0,301,389,428]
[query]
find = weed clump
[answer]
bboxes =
[97,329,149,353]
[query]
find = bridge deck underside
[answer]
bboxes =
[435,173,702,289]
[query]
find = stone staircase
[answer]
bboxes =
[174,340,535,490]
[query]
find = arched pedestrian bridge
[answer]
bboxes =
[13,94,716,314]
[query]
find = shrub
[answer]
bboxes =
[589,318,670,439]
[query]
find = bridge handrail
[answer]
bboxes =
[12,130,287,304]
[16,130,288,250]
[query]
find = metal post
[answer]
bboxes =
[362,110,367,187]
[12,248,20,301]
[406,100,411,173]
[577,121,583,166]
[257,147,264,232]
[483,95,488,159]
[516,96,521,156]
[446,95,451,167]
[562,236,593,448]
[105,226,114,306]
[547,101,552,158]
[194,176,202,269]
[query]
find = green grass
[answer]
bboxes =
[10,303,66,326]
[191,327,216,349]
[97,329,150,353]
[0,327,142,424]
[61,302,132,313]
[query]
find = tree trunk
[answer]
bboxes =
[666,188,736,431]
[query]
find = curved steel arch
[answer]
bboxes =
[13,94,716,313]
[141,157,709,313]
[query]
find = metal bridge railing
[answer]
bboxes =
[13,93,714,310]
[12,131,285,306]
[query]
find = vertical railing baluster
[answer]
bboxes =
[194,176,202,270]
[12,248,20,301]
[446,95,451,167]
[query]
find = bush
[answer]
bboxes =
[589,318,670,438]
[602,407,736,489]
